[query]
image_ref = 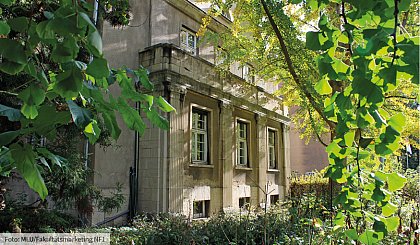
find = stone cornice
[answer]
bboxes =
[164,0,231,33]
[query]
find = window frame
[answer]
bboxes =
[180,26,198,55]
[193,200,210,219]
[236,118,251,167]
[191,105,211,165]
[239,197,250,210]
[267,127,278,170]
[270,194,279,206]
[241,64,254,83]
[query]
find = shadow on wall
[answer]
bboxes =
[289,124,328,175]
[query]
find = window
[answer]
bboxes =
[192,108,209,164]
[268,129,277,169]
[236,120,249,166]
[239,197,250,210]
[270,195,279,206]
[180,27,197,55]
[242,65,254,83]
[193,200,210,219]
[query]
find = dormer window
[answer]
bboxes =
[180,27,197,55]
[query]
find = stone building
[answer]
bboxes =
[89,0,291,223]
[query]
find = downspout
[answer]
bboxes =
[82,0,101,226]
[129,102,140,219]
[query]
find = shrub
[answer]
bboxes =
[0,197,77,232]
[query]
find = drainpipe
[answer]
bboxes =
[129,102,140,219]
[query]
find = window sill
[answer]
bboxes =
[192,217,209,220]
[189,164,214,168]
[235,166,253,171]
[267,169,280,173]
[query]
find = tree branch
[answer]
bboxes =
[385,95,417,99]
[259,0,336,130]
[307,108,329,147]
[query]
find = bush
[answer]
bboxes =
[0,197,77,232]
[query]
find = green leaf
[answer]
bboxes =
[36,20,55,39]
[0,130,21,146]
[51,36,79,63]
[352,77,384,105]
[358,230,380,245]
[0,0,15,6]
[67,100,93,128]
[399,0,411,11]
[381,202,397,217]
[86,57,110,78]
[18,85,45,119]
[84,120,101,144]
[0,104,21,121]
[344,229,358,240]
[326,141,342,155]
[7,17,29,32]
[86,30,102,56]
[0,39,27,64]
[373,219,387,236]
[372,186,386,202]
[387,172,406,192]
[10,144,48,200]
[306,31,333,50]
[50,16,82,36]
[315,78,332,95]
[37,148,65,167]
[383,216,399,231]
[102,111,121,140]
[156,96,176,112]
[0,61,26,75]
[31,105,71,138]
[375,126,400,155]
[117,97,146,135]
[344,130,355,147]
[0,20,10,35]
[53,64,83,99]
[135,67,154,90]
[388,113,405,133]
[359,137,374,148]
[18,85,45,106]
[146,109,169,130]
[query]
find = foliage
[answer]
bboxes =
[41,125,124,216]
[0,0,175,200]
[0,195,78,232]
[76,167,419,244]
[199,0,419,243]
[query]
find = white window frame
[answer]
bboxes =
[180,27,197,55]
[242,64,254,83]
[236,119,250,167]
[191,105,211,164]
[193,200,210,219]
[267,127,278,170]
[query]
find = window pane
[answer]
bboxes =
[188,34,195,49]
[237,121,249,166]
[192,109,209,164]
[180,31,187,46]
[268,130,277,169]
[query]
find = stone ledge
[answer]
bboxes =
[189,164,214,169]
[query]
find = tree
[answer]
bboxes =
[199,0,419,243]
[0,0,174,201]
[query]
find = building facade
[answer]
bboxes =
[91,0,291,222]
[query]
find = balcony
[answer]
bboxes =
[139,43,287,119]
